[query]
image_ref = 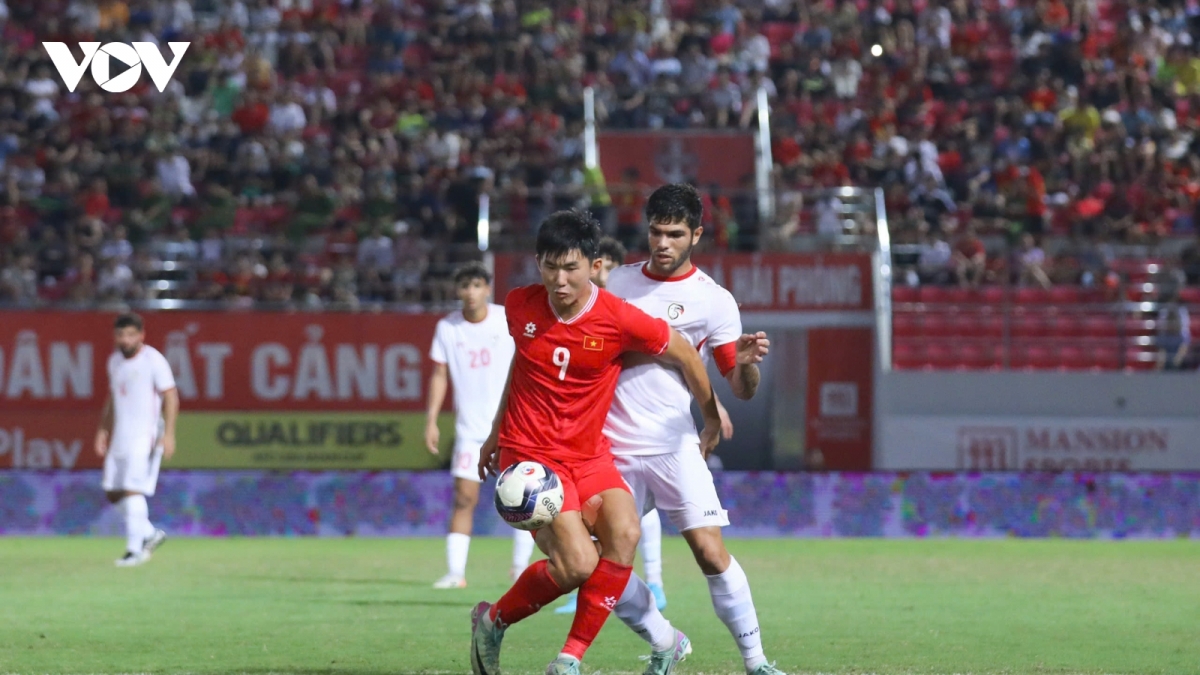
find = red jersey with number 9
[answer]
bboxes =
[499,282,671,464]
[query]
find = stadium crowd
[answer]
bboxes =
[2,0,1200,307]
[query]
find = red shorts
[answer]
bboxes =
[499,448,630,514]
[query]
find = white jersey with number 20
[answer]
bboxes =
[429,304,515,443]
[604,263,742,456]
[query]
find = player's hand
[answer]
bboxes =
[699,421,721,459]
[716,397,734,440]
[94,429,109,458]
[162,434,176,461]
[424,421,440,455]
[478,435,501,480]
[736,332,770,365]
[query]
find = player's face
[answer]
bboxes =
[540,250,602,310]
[457,277,490,313]
[114,326,144,358]
[648,220,702,277]
[591,256,619,288]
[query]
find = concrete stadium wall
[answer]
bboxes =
[876,372,1200,470]
[2,470,1197,539]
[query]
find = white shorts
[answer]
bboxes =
[613,448,729,532]
[451,437,486,483]
[101,441,163,497]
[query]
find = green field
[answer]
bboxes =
[1,538,1197,675]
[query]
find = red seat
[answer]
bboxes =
[921,314,952,337]
[1058,346,1089,370]
[1179,287,1200,305]
[1081,315,1119,338]
[892,286,919,304]
[1057,315,1088,338]
[893,313,921,337]
[957,344,999,370]
[893,341,923,369]
[1011,314,1049,338]
[980,286,1008,304]
[1012,343,1060,369]
[1092,346,1121,370]
[924,343,956,369]
[918,286,955,304]
[1016,287,1053,305]
[1048,286,1082,304]
[954,313,1002,338]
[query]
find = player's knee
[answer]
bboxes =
[605,513,641,565]
[452,489,478,512]
[554,540,600,589]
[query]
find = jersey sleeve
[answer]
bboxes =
[429,320,449,364]
[617,299,671,356]
[152,351,177,393]
[503,288,528,338]
[708,290,744,377]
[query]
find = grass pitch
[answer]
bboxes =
[0,537,1196,675]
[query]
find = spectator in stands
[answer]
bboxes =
[917,227,953,286]
[1156,297,1192,371]
[953,224,987,289]
[1015,233,1051,289]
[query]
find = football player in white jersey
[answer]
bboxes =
[94,313,178,567]
[555,236,678,615]
[604,185,781,675]
[425,263,534,588]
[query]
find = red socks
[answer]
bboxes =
[562,558,633,660]
[489,559,564,625]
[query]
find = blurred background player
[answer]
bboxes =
[604,184,782,675]
[94,313,178,567]
[470,210,722,675]
[558,236,668,615]
[426,263,533,588]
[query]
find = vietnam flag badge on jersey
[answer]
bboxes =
[583,336,604,351]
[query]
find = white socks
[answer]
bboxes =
[706,556,766,672]
[447,531,536,579]
[118,495,152,554]
[639,509,663,585]
[614,572,676,653]
[511,528,535,574]
[446,532,470,578]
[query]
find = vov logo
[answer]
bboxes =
[42,42,189,93]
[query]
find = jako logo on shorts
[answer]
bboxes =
[42,42,190,93]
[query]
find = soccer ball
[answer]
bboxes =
[494,461,565,531]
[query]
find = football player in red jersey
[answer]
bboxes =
[470,210,722,675]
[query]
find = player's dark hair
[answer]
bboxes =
[597,237,627,265]
[113,313,143,331]
[646,183,703,231]
[454,262,492,286]
[536,210,601,262]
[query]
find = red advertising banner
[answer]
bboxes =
[493,253,874,312]
[598,132,756,189]
[805,328,874,471]
[0,312,440,413]
[0,411,100,469]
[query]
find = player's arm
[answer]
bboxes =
[725,331,770,400]
[660,328,723,457]
[161,387,179,460]
[95,395,113,458]
[477,359,515,479]
[424,361,449,454]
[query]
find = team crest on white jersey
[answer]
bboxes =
[524,322,537,338]
[667,303,685,320]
